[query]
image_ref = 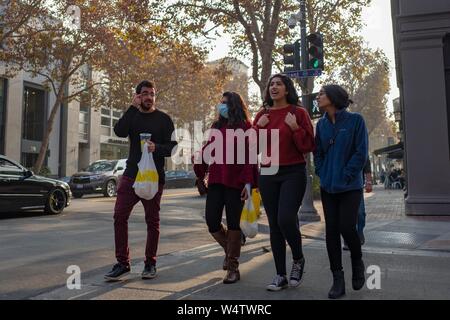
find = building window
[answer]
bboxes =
[101,116,111,126]
[101,107,122,138]
[22,85,46,169]
[22,86,45,141]
[79,95,89,142]
[445,34,450,158]
[111,110,121,136]
[99,107,127,160]
[101,107,111,136]
[79,110,89,142]
[0,78,6,154]
[100,143,128,160]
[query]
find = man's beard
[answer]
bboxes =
[141,101,152,110]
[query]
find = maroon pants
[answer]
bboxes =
[114,175,164,267]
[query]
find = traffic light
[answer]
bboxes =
[283,40,300,72]
[306,33,324,70]
[303,93,324,119]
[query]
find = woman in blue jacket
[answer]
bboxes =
[314,85,368,299]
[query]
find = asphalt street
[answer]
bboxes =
[1,186,449,300]
[0,188,211,300]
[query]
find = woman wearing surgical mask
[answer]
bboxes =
[193,91,257,284]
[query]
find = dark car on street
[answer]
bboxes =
[69,159,126,198]
[164,170,196,189]
[0,155,72,214]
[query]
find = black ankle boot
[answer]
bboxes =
[328,270,345,299]
[352,259,365,290]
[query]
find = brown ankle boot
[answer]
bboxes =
[223,230,241,284]
[210,224,228,270]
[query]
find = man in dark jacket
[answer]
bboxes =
[104,80,177,281]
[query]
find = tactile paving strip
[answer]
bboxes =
[364,231,436,249]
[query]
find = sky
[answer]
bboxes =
[206,0,399,113]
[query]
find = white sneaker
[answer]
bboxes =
[266,275,288,291]
[289,258,305,287]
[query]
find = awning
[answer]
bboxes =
[373,142,404,159]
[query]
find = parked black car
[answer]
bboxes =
[0,155,71,214]
[69,159,126,198]
[164,170,196,189]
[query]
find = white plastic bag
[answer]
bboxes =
[133,143,159,200]
[240,184,258,238]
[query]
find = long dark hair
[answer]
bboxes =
[322,84,353,110]
[213,92,251,129]
[263,74,300,108]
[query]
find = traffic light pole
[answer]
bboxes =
[298,0,320,222]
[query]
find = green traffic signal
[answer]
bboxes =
[306,33,324,70]
[312,58,319,69]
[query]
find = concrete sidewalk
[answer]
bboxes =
[32,185,450,300]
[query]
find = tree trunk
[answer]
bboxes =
[33,87,65,174]
[259,52,273,99]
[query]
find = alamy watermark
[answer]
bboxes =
[170,121,281,175]
[64,263,383,291]
[66,265,81,290]
[366,265,382,290]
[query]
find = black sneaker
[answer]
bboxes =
[104,263,130,281]
[142,263,157,279]
[289,257,305,287]
[266,275,288,291]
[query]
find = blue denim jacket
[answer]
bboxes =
[314,109,368,193]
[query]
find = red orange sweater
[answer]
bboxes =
[253,105,315,166]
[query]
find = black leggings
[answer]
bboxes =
[259,164,307,276]
[205,184,244,233]
[321,188,363,272]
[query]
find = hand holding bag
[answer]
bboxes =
[195,173,208,195]
[133,142,159,200]
[240,185,259,238]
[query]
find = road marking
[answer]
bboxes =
[77,191,199,203]
[162,191,199,198]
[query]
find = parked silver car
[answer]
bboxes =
[69,159,127,198]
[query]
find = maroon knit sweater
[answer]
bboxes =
[193,121,258,190]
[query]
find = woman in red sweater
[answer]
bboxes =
[193,91,256,284]
[254,74,315,291]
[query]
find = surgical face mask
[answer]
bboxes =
[217,103,229,119]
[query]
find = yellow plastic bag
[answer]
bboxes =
[133,143,159,200]
[252,188,262,219]
[240,186,260,238]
